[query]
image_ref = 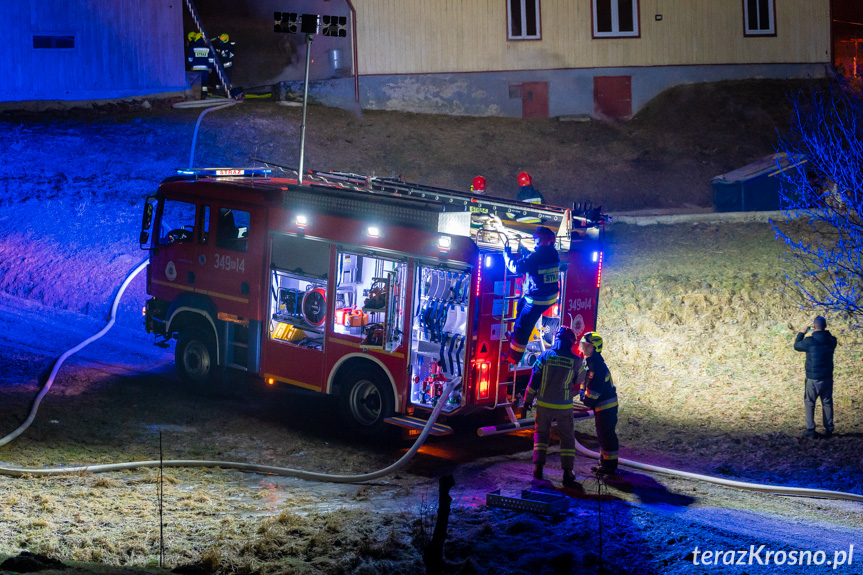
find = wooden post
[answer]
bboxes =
[424,475,455,575]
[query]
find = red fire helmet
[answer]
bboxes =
[471,175,486,192]
[517,171,532,187]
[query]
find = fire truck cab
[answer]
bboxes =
[140,168,605,436]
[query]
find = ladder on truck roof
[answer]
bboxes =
[308,169,572,225]
[251,159,571,222]
[251,160,591,249]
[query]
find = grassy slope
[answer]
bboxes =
[0,79,858,496]
[1,80,861,574]
[603,223,862,493]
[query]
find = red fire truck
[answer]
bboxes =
[140,167,605,436]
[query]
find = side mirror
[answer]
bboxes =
[139,231,150,245]
[141,201,154,231]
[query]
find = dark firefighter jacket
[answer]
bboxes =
[188,37,212,71]
[517,184,545,204]
[578,353,618,412]
[794,330,837,380]
[212,38,235,68]
[509,244,560,306]
[525,340,582,409]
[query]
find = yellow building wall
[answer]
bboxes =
[353,0,830,75]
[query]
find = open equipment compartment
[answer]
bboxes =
[334,251,406,353]
[409,264,470,412]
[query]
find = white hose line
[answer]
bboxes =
[186,99,238,169]
[0,255,455,482]
[0,379,456,482]
[0,258,150,449]
[172,99,237,109]
[573,436,863,504]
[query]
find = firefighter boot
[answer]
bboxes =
[563,470,578,487]
[592,463,618,476]
[533,464,543,479]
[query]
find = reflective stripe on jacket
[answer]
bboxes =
[526,341,582,409]
[188,38,212,70]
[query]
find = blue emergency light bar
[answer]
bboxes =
[176,168,273,178]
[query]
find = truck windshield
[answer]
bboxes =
[158,199,196,246]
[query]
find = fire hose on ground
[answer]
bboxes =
[572,435,863,504]
[0,99,461,484]
[0,259,861,503]
[0,257,457,482]
[0,91,861,500]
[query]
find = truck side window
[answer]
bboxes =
[158,199,196,246]
[216,207,250,252]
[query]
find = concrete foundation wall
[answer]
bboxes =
[304,63,827,118]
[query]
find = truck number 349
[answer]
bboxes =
[214,253,245,273]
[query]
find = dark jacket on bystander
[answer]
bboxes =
[794,330,837,380]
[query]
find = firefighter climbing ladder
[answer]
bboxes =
[183,0,232,98]
[488,230,570,425]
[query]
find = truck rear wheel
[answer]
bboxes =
[338,369,394,436]
[175,329,218,390]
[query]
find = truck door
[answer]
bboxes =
[149,197,199,302]
[261,233,332,391]
[194,205,264,321]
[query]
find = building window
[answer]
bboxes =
[508,0,540,40]
[592,0,639,38]
[744,0,775,36]
[33,35,75,49]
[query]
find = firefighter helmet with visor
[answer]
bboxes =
[580,331,603,353]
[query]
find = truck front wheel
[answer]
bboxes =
[175,329,217,389]
[338,369,394,437]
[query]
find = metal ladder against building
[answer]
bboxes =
[183,0,233,98]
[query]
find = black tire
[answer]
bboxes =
[175,328,219,391]
[338,368,394,436]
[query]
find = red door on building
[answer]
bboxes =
[594,76,632,120]
[522,81,549,118]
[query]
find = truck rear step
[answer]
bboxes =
[384,415,455,436]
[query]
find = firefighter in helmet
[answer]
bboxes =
[185,31,197,69]
[211,32,236,93]
[524,326,581,486]
[504,226,559,365]
[516,171,545,204]
[187,32,213,99]
[471,175,486,194]
[577,331,619,475]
